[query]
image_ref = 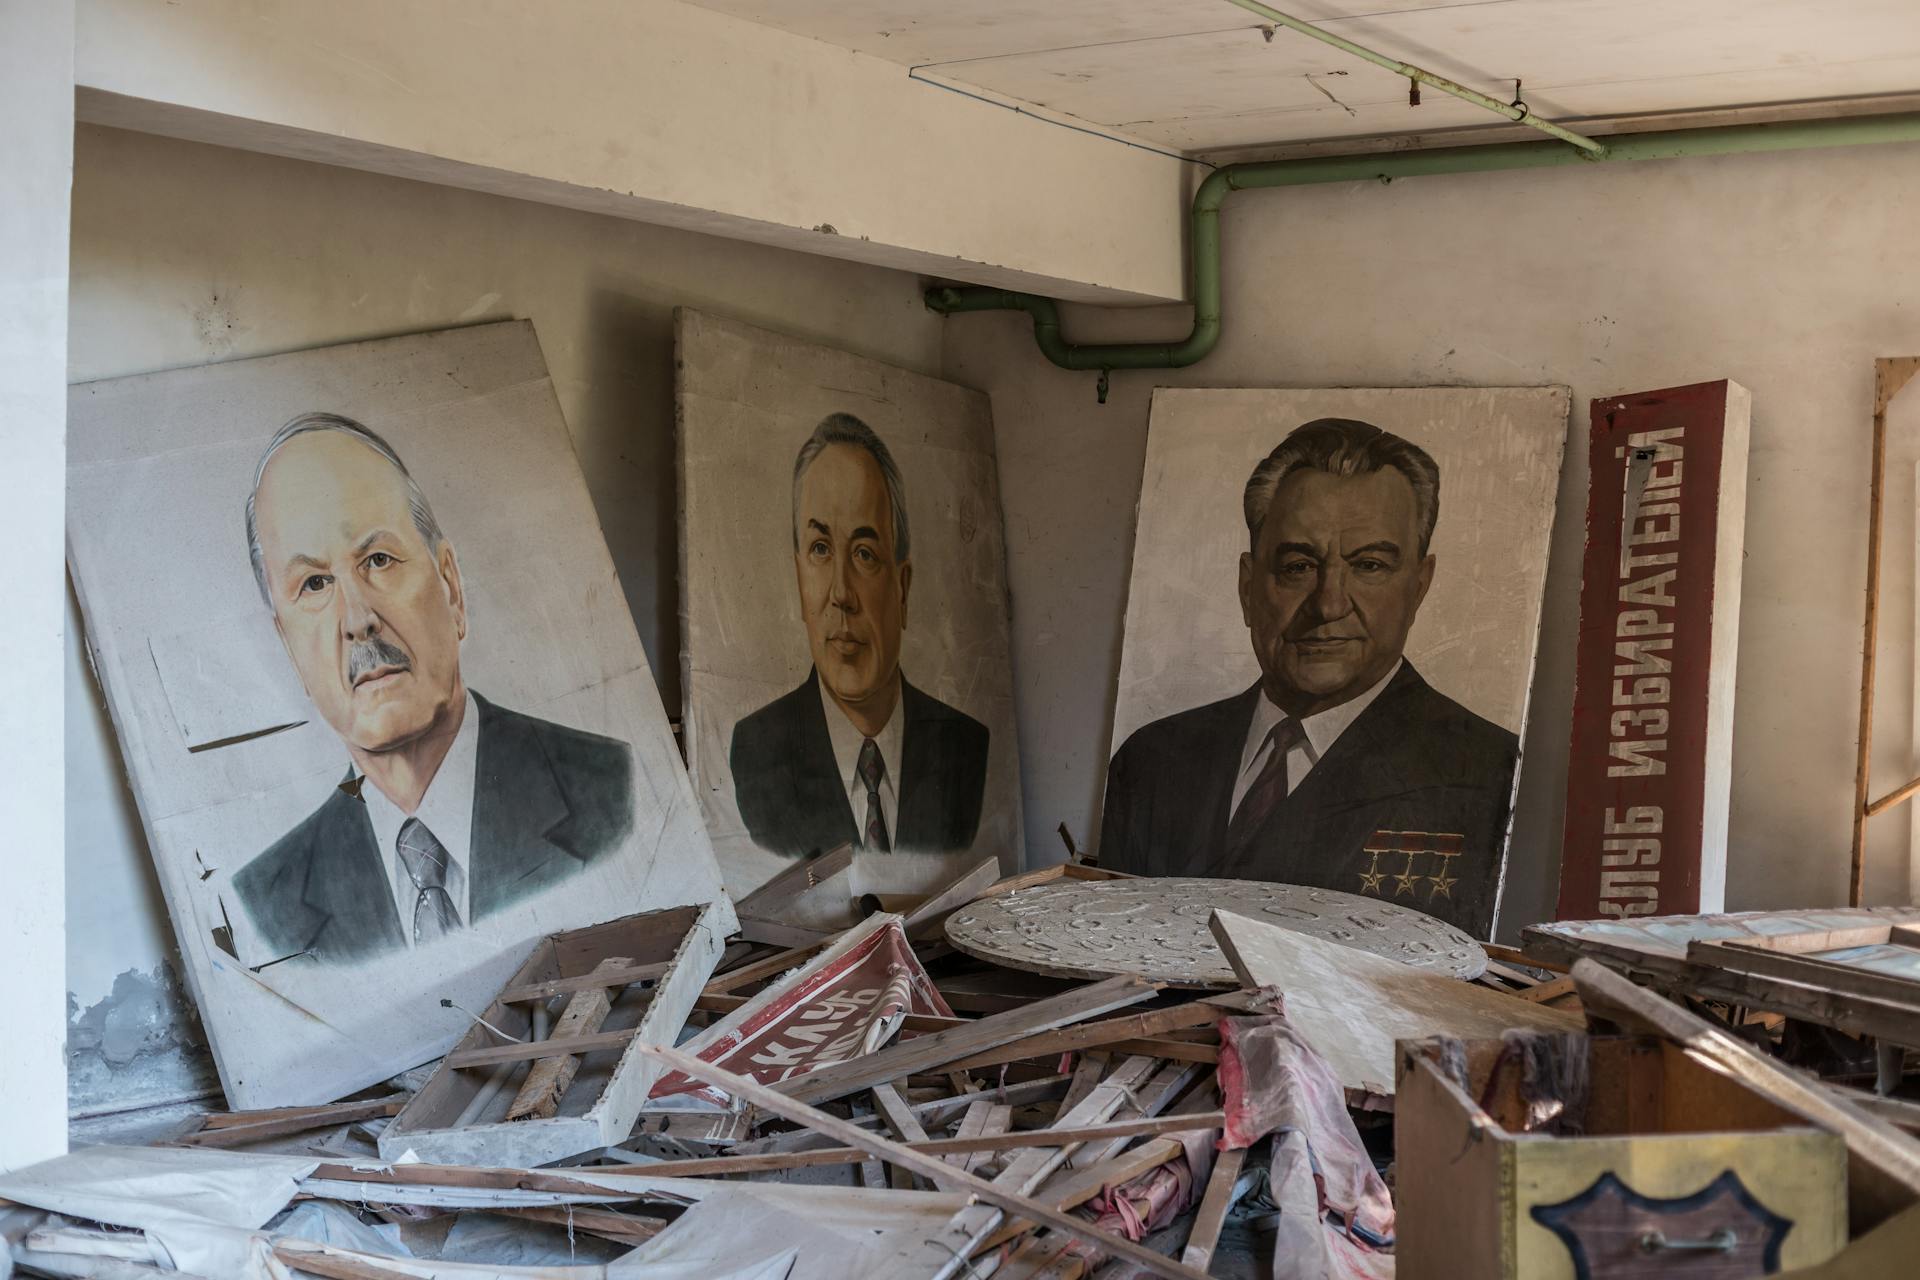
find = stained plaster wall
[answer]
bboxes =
[943,140,1920,935]
[64,124,947,1114]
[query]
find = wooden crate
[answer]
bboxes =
[379,901,724,1167]
[1396,1035,1847,1278]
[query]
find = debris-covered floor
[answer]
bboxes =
[13,869,1920,1278]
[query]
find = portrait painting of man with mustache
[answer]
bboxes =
[231,412,636,964]
[727,413,989,859]
[1099,417,1519,937]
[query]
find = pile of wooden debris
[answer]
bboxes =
[8,868,1920,1279]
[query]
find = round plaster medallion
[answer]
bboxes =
[944,877,1486,987]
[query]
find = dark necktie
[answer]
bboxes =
[397,817,462,944]
[856,738,891,853]
[1223,717,1307,862]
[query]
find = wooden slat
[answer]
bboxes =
[447,1028,636,1070]
[496,959,667,1005]
[493,1204,666,1243]
[911,1056,1168,1277]
[702,936,835,996]
[614,1111,1226,1178]
[946,1100,1013,1173]
[943,998,1222,1072]
[874,1081,939,1191]
[180,1095,406,1148]
[1518,976,1579,1004]
[1694,937,1920,1008]
[1572,959,1920,1207]
[1179,1145,1246,1270]
[622,1041,1213,1280]
[1059,1052,1109,1118]
[505,956,630,1120]
[775,975,1161,1107]
[983,1073,1217,1256]
[1481,941,1569,973]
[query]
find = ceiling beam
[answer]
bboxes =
[74,0,1192,305]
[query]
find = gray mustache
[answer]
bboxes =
[347,635,412,685]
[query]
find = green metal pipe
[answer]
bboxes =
[1220,0,1608,155]
[926,111,1920,375]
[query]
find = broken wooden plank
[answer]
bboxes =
[774,975,1161,1107]
[1180,1145,1246,1270]
[732,842,856,946]
[620,1041,1212,1280]
[902,856,1002,941]
[179,1094,407,1148]
[506,956,632,1121]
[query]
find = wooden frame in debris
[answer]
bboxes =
[379,901,725,1167]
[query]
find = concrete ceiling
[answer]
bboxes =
[685,0,1920,153]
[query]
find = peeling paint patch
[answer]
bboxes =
[67,965,220,1117]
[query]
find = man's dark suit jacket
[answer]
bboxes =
[233,693,635,965]
[1099,662,1516,938]
[730,668,989,858]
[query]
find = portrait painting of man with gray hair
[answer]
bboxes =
[1100,417,1518,937]
[729,411,990,859]
[232,412,636,964]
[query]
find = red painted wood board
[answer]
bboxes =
[1558,381,1750,919]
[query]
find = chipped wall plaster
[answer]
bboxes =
[66,965,219,1117]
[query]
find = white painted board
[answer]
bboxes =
[1210,908,1580,1097]
[66,321,733,1107]
[676,309,1024,897]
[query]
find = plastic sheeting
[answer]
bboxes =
[0,1145,316,1276]
[617,1182,973,1280]
[1219,1009,1395,1280]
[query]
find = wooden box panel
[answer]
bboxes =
[1397,1037,1845,1279]
[379,901,723,1167]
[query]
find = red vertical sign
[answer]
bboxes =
[1558,381,1748,919]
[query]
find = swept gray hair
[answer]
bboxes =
[1243,418,1441,556]
[245,412,446,605]
[791,412,911,562]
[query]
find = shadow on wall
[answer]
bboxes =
[582,286,681,712]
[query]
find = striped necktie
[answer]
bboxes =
[397,817,462,944]
[856,737,892,853]
[1224,716,1307,862]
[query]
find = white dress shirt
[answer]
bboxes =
[819,680,903,848]
[1229,660,1403,817]
[360,691,479,942]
